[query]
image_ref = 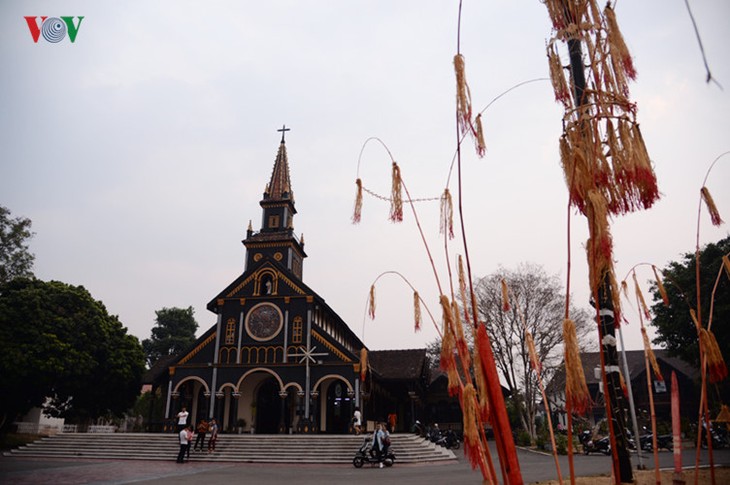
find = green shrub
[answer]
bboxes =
[516,429,532,447]
[555,433,568,455]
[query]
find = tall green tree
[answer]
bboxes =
[0,278,145,427]
[0,206,35,284]
[651,236,730,368]
[142,306,198,367]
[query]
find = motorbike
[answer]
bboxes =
[434,429,461,450]
[580,430,611,455]
[640,433,673,451]
[353,435,396,468]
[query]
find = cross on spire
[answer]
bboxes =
[277,124,291,143]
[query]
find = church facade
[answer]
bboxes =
[154,130,431,434]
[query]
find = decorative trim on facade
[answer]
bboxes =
[240,345,285,364]
[311,330,351,362]
[178,333,216,365]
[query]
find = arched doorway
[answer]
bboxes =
[325,380,352,434]
[255,377,280,433]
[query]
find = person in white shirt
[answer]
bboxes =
[176,407,189,432]
[176,425,191,463]
[353,407,362,435]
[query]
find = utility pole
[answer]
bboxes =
[563,9,634,483]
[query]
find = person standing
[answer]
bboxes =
[176,407,189,432]
[353,407,362,435]
[185,426,194,460]
[207,419,219,452]
[176,425,191,463]
[193,419,208,451]
[372,423,385,468]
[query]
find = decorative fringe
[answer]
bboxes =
[451,300,470,367]
[439,295,461,397]
[453,54,474,137]
[475,113,486,157]
[701,187,724,226]
[389,162,403,222]
[457,256,472,326]
[472,326,491,422]
[632,272,652,320]
[360,348,368,382]
[641,327,664,382]
[526,331,541,374]
[604,5,636,81]
[563,318,591,415]
[652,265,670,307]
[547,44,571,107]
[700,328,728,383]
[621,279,629,298]
[352,178,363,224]
[439,189,454,240]
[500,279,510,312]
[368,284,376,319]
[723,255,730,280]
[413,291,421,332]
[461,384,482,470]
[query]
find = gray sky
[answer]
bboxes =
[1,1,728,353]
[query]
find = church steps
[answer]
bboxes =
[5,433,456,464]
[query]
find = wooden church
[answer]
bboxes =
[149,129,432,434]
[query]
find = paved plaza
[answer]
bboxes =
[1,443,728,485]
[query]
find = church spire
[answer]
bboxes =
[265,125,293,201]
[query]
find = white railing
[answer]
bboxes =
[88,425,116,433]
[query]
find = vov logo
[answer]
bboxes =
[24,16,84,43]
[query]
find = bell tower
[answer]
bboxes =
[243,126,306,279]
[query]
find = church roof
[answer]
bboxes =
[368,348,428,381]
[265,141,293,201]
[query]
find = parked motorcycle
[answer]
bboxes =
[640,433,673,451]
[434,429,461,450]
[580,430,611,455]
[353,435,396,468]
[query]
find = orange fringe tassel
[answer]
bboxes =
[701,187,724,226]
[501,279,510,312]
[352,178,363,224]
[457,256,472,325]
[453,54,474,137]
[641,327,664,382]
[368,285,376,319]
[440,188,454,240]
[604,4,636,81]
[360,348,368,382]
[563,318,591,415]
[700,328,728,383]
[413,291,421,332]
[471,333,491,422]
[632,272,652,320]
[461,384,482,470]
[723,255,730,280]
[476,323,493,422]
[389,162,403,222]
[652,265,669,307]
[475,113,486,157]
[451,300,471,368]
[547,44,571,107]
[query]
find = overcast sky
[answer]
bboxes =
[1,1,728,353]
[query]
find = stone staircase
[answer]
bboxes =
[4,433,456,464]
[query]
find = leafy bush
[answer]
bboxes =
[516,429,532,446]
